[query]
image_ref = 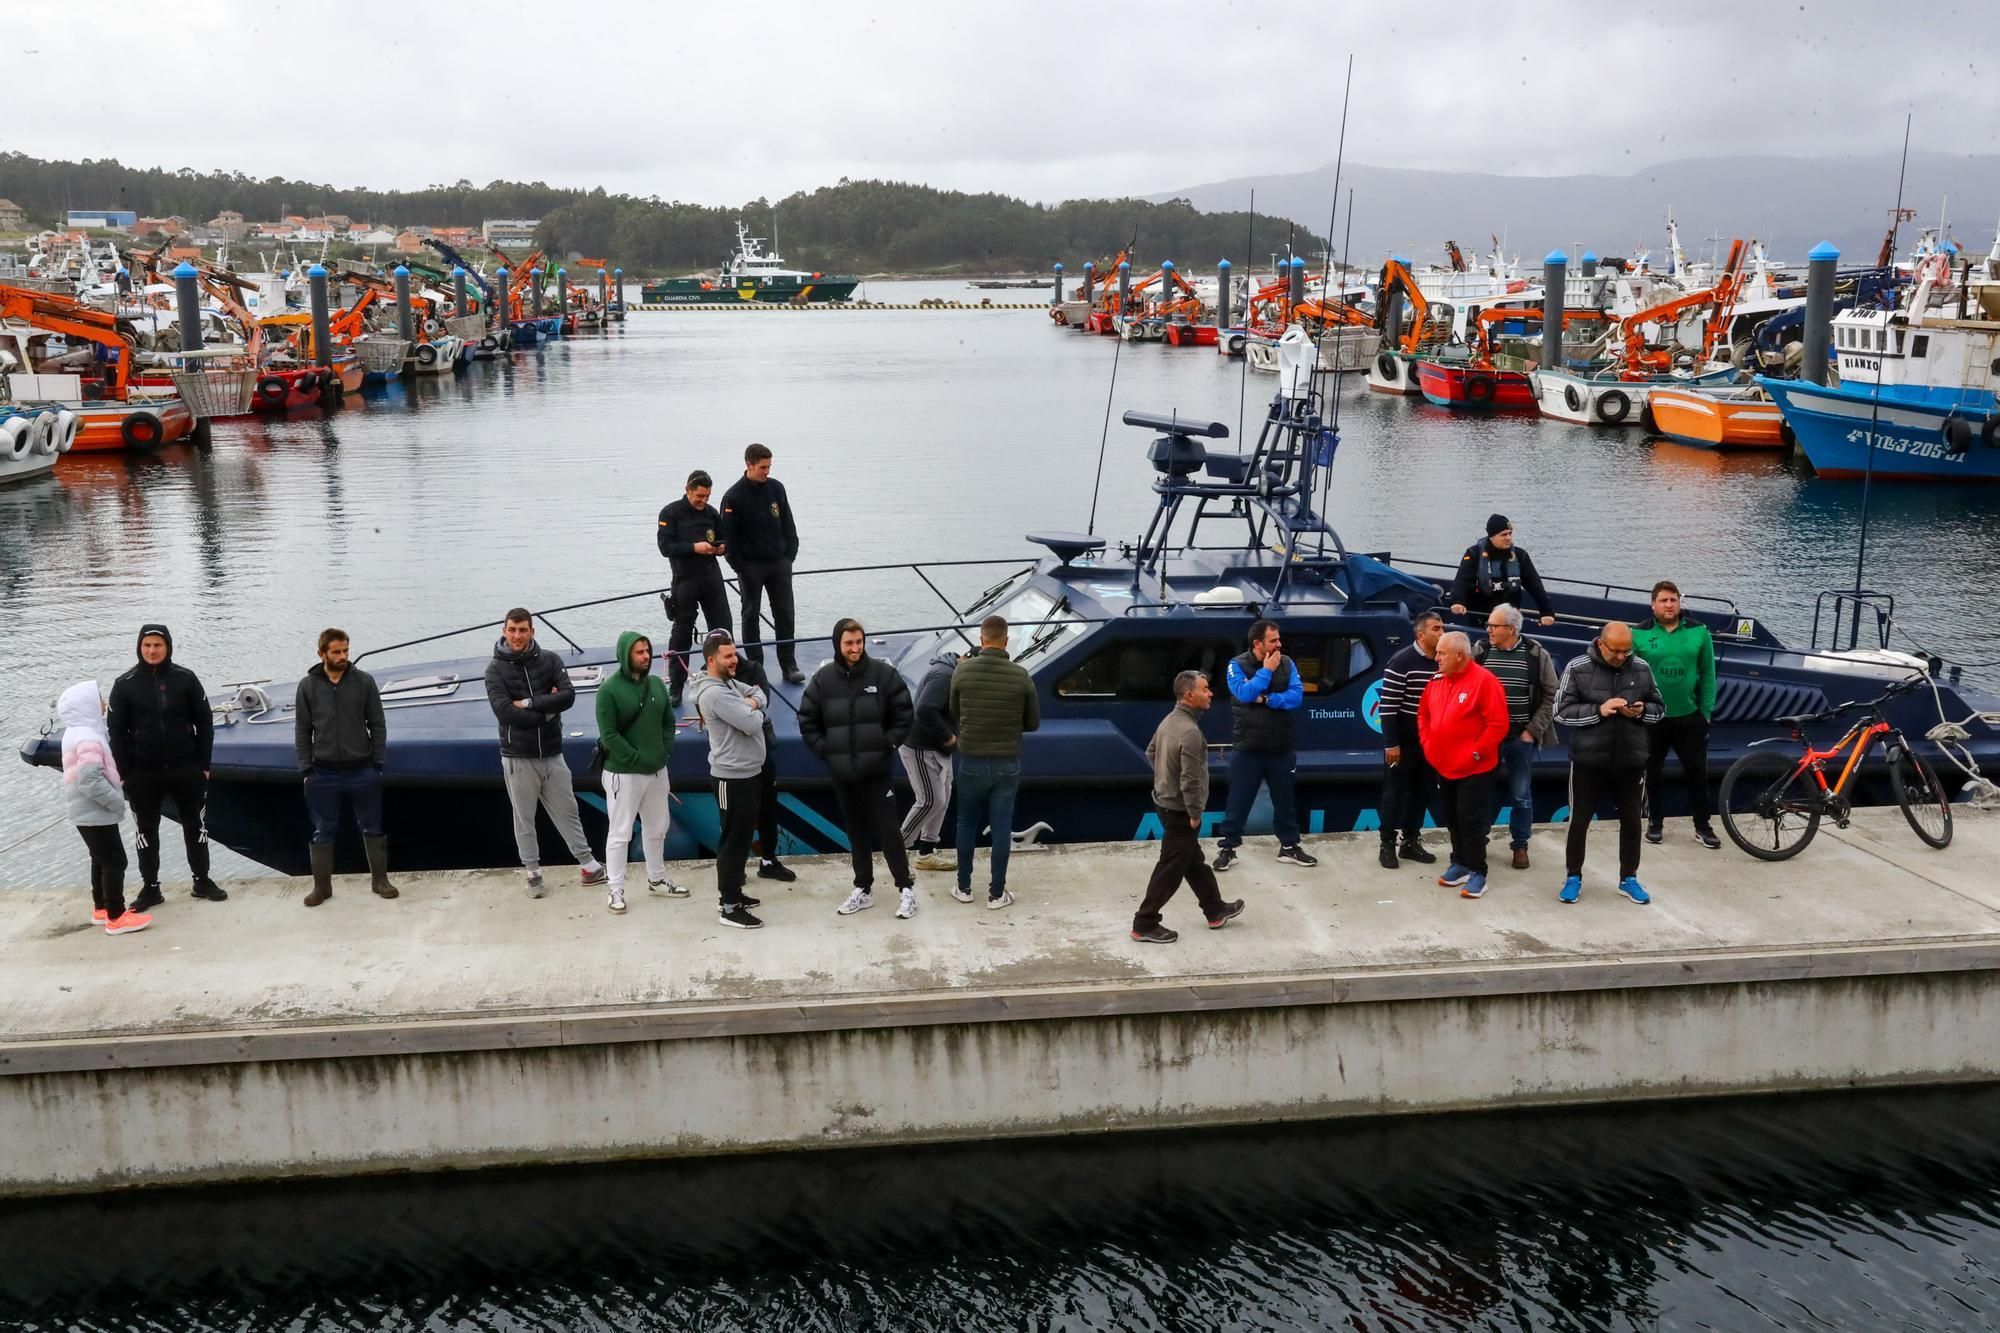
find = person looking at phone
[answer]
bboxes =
[1552,621,1665,906]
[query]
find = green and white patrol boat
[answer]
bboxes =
[640,222,859,304]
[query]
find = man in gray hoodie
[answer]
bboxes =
[688,634,769,929]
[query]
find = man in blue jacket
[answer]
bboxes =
[1215,619,1318,872]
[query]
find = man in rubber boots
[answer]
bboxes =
[688,634,770,929]
[1449,514,1555,627]
[108,623,226,911]
[294,628,396,907]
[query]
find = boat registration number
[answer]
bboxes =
[1842,428,1957,463]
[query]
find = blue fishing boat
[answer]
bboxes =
[1762,249,2000,480]
[21,376,2000,876]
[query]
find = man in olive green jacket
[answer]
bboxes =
[947,615,1040,908]
[594,631,676,914]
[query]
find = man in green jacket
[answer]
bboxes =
[593,631,678,914]
[948,614,1040,909]
[1632,580,1720,849]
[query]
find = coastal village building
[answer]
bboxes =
[0,199,26,230]
[64,209,136,232]
[481,218,539,246]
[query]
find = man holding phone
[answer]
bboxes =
[1552,621,1665,905]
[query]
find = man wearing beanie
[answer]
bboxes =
[107,623,226,910]
[1449,514,1556,627]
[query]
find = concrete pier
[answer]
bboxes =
[2,809,1995,1197]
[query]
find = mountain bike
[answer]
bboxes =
[1719,676,1954,860]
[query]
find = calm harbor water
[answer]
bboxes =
[7,281,2000,1328]
[7,1086,2000,1330]
[3,279,1996,886]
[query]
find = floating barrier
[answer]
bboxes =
[629,302,1048,312]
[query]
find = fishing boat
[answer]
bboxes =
[1761,250,2000,480]
[640,222,859,305]
[0,404,74,483]
[0,286,201,450]
[1647,384,1788,449]
[1414,358,1537,410]
[23,364,1998,877]
[1532,365,1736,427]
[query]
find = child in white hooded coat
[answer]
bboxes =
[58,679,152,935]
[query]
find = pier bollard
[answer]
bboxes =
[530,267,544,319]
[1216,258,1233,329]
[557,267,569,324]
[452,266,469,318]
[1117,260,1130,317]
[1542,250,1567,371]
[307,264,333,369]
[494,267,510,333]
[1803,241,1839,387]
[1287,255,1305,317]
[393,265,415,345]
[1051,261,1063,306]
[599,268,610,311]
[1581,250,1598,278]
[171,261,203,355]
[613,268,624,314]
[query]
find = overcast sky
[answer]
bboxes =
[13,0,1997,207]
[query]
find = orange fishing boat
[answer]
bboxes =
[1647,385,1787,449]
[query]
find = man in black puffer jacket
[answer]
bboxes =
[108,622,224,910]
[800,617,917,919]
[483,608,607,897]
[1553,620,1665,905]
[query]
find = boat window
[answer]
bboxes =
[1056,637,1238,700]
[1290,636,1377,694]
[1910,334,1928,358]
[990,586,1087,665]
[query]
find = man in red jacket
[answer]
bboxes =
[1418,631,1511,899]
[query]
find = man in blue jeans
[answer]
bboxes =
[294,628,398,907]
[1215,619,1318,872]
[947,615,1040,908]
[1473,603,1559,870]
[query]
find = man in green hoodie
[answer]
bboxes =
[593,631,677,915]
[1631,581,1720,849]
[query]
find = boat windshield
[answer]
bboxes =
[990,586,1087,666]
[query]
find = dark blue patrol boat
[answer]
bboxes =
[22,378,2000,875]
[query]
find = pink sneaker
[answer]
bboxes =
[104,910,154,936]
[91,908,108,924]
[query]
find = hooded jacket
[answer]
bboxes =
[688,668,768,780]
[59,679,125,826]
[905,651,959,753]
[484,636,578,759]
[107,623,213,774]
[593,631,673,775]
[1554,643,1666,769]
[294,660,387,771]
[799,641,915,782]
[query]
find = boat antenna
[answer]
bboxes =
[1317,187,1356,556]
[1086,225,1141,536]
[1237,187,1254,445]
[1850,111,1912,629]
[1309,55,1355,556]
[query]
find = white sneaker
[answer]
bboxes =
[837,887,874,916]
[896,886,917,919]
[525,869,545,899]
[950,885,975,904]
[648,876,689,897]
[913,852,957,873]
[986,889,1014,911]
[606,887,627,915]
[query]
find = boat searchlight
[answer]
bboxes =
[1123,410,1229,478]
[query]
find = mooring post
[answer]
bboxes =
[393,265,415,344]
[1216,258,1233,328]
[1803,241,1840,387]
[172,261,204,355]
[1051,261,1063,306]
[1541,250,1568,371]
[307,264,333,368]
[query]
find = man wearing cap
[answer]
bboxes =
[108,623,226,910]
[1449,515,1556,628]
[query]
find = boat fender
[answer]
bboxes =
[29,411,57,456]
[120,409,165,451]
[1595,388,1632,424]
[1941,414,1973,456]
[1983,416,2000,451]
[1563,384,1582,413]
[294,370,319,395]
[415,343,438,366]
[255,375,289,406]
[1375,351,1398,381]
[1465,374,1496,403]
[479,334,498,351]
[53,410,78,453]
[1,415,31,461]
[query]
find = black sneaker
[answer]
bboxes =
[758,859,797,883]
[1206,899,1246,929]
[1276,844,1319,868]
[131,883,165,912]
[1378,843,1399,869]
[1398,840,1438,865]
[718,903,764,929]
[782,667,807,685]
[1130,924,1179,944]
[1694,826,1722,850]
[1213,848,1239,873]
[741,893,762,909]
[190,877,229,902]
[1644,825,1665,845]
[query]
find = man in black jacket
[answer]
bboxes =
[484,608,608,897]
[1553,621,1665,906]
[294,627,397,907]
[719,442,806,684]
[1448,515,1556,626]
[657,470,732,702]
[899,649,960,871]
[108,623,225,910]
[800,618,917,919]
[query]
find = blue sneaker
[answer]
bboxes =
[1460,872,1488,899]
[1559,875,1582,904]
[1617,876,1651,905]
[1437,863,1471,888]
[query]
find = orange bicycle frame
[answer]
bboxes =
[1794,718,1891,797]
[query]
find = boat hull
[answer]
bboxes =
[1416,361,1536,410]
[1649,388,1787,449]
[69,398,197,451]
[1365,349,1424,395]
[1761,378,2000,480]
[1247,328,1382,374]
[1532,370,1654,427]
[248,362,361,414]
[640,276,860,304]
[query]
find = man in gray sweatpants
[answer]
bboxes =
[484,608,607,896]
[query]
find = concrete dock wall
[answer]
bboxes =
[8,965,1999,1197]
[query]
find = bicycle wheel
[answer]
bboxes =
[1720,750,1822,861]
[1889,747,1954,849]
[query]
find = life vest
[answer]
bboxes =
[1477,547,1523,600]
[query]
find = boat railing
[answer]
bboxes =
[1386,556,1747,620]
[1811,589,1896,654]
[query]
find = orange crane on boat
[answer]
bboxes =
[1611,238,1745,373]
[0,282,136,398]
[1374,257,1437,354]
[126,249,265,365]
[1468,305,1612,368]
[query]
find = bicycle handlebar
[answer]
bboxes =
[1790,674,1926,727]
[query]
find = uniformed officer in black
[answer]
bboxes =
[658,469,733,702]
